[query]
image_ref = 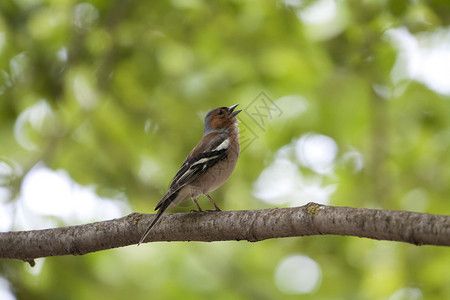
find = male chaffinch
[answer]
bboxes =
[138,104,241,245]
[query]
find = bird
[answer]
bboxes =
[138,104,242,245]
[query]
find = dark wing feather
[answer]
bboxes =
[154,133,228,210]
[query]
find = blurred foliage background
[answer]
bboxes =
[1,0,450,299]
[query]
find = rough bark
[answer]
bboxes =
[1,203,449,266]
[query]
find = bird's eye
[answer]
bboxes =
[217,110,224,115]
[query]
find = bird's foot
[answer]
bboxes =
[205,207,222,212]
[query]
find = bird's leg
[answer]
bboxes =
[205,194,221,211]
[190,198,203,212]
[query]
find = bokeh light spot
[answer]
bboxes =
[296,133,338,175]
[74,3,99,30]
[274,254,322,294]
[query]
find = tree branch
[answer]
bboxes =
[1,203,449,265]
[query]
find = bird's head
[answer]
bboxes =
[204,104,242,135]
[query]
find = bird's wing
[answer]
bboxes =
[154,132,229,210]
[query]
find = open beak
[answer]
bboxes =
[228,104,242,118]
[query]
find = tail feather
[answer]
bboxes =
[137,191,179,246]
[137,209,165,246]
